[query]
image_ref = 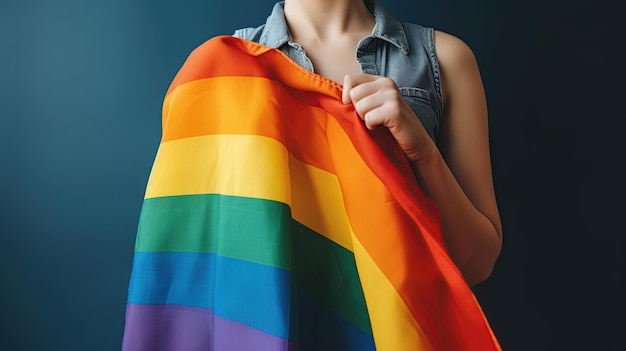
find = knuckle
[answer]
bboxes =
[349,87,359,99]
[363,111,373,124]
[388,100,401,115]
[344,73,356,84]
[384,89,398,100]
[382,77,396,88]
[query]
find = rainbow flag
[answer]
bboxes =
[122,36,501,351]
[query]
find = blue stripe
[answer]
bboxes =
[294,291,376,351]
[128,252,291,338]
[127,252,375,349]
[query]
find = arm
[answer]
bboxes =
[425,30,502,286]
[342,31,502,287]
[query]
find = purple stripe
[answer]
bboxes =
[122,304,295,351]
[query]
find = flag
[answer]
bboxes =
[122,36,501,351]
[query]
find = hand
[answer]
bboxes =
[342,73,436,163]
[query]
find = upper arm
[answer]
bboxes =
[433,30,502,239]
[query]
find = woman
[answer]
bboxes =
[234,0,502,287]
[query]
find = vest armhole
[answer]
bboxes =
[401,23,445,125]
[426,27,445,122]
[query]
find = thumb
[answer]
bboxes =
[341,74,354,104]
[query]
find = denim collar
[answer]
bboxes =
[259,0,410,54]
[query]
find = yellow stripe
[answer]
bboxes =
[145,135,291,203]
[289,156,353,250]
[352,237,433,351]
[145,134,353,251]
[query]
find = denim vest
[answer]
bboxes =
[233,0,443,142]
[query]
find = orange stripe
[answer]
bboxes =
[162,77,285,142]
[163,76,346,174]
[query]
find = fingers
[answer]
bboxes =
[342,73,398,102]
[362,102,390,130]
[342,73,378,104]
[342,73,402,129]
[353,91,387,128]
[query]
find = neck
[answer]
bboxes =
[284,0,374,41]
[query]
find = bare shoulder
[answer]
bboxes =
[433,30,482,103]
[433,30,478,70]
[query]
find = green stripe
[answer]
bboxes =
[292,221,372,334]
[136,194,293,269]
[135,193,371,334]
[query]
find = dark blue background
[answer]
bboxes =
[1,0,623,350]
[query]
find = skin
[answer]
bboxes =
[284,0,502,287]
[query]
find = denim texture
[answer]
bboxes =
[233,0,443,142]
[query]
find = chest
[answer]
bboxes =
[291,37,365,84]
[303,44,362,83]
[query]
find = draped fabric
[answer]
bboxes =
[122,36,501,351]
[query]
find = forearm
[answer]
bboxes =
[411,147,502,286]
